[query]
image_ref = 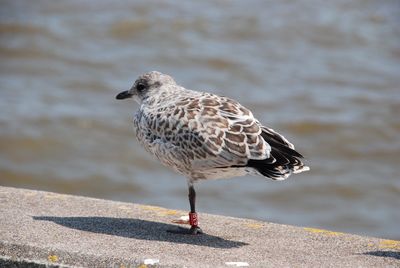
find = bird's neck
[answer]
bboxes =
[141,86,187,108]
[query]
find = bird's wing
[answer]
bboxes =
[159,93,271,170]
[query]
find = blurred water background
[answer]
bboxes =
[1,0,399,239]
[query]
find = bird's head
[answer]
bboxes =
[116,71,176,104]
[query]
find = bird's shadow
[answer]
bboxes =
[363,251,400,260]
[33,216,248,249]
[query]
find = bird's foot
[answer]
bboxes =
[171,215,190,225]
[168,212,202,234]
[167,225,203,235]
[172,212,199,226]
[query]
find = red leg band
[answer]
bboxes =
[189,212,198,227]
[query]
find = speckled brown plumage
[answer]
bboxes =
[118,71,309,183]
[116,71,309,234]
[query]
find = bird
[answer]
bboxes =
[116,71,309,235]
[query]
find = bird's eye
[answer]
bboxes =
[136,83,146,92]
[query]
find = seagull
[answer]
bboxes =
[116,71,309,235]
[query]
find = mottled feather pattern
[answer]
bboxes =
[117,71,310,234]
[130,71,308,182]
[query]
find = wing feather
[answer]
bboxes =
[134,91,308,181]
[186,94,271,169]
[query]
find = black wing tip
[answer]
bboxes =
[246,142,308,180]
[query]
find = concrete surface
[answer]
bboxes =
[0,186,399,268]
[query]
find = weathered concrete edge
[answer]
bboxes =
[1,237,179,268]
[1,186,399,268]
[0,241,141,268]
[0,255,63,268]
[0,187,179,268]
[1,240,119,268]
[0,234,168,268]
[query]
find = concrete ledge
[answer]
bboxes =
[0,186,399,267]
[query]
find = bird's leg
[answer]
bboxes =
[188,185,202,234]
[168,184,203,235]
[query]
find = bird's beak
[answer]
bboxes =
[116,90,133,100]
